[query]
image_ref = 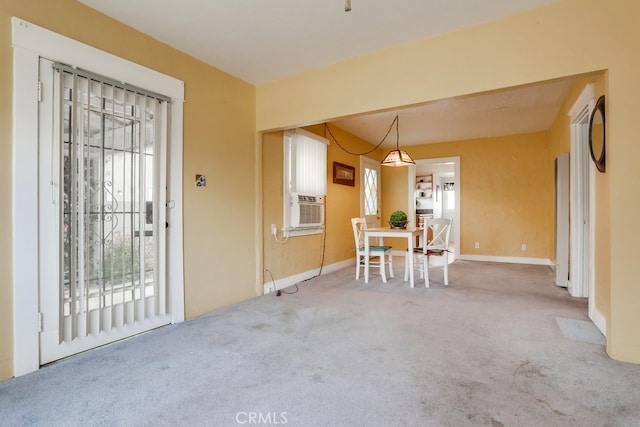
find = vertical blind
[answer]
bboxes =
[284,128,328,196]
[52,62,168,342]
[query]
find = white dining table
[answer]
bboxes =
[363,226,422,288]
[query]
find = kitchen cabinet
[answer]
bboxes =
[415,174,433,199]
[415,174,434,238]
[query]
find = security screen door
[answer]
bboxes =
[38,58,171,364]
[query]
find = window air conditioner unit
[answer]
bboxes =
[289,193,325,228]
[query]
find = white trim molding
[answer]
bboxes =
[11,17,185,376]
[263,259,354,294]
[458,254,554,266]
[590,306,607,337]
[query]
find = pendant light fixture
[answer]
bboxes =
[381,115,415,167]
[344,0,352,12]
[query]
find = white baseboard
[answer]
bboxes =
[590,306,607,338]
[458,254,553,266]
[263,258,354,294]
[263,255,554,293]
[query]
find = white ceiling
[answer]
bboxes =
[78,0,571,146]
[332,78,575,146]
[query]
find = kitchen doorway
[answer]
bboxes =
[409,157,460,258]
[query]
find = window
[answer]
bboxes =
[363,166,378,215]
[443,181,455,210]
[283,129,328,235]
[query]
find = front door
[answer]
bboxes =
[38,58,171,364]
[360,156,381,228]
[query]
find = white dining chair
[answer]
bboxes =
[351,217,394,282]
[405,218,452,287]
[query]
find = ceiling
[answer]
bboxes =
[332,78,576,147]
[78,0,571,146]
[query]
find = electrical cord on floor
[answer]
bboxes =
[263,219,327,297]
[264,268,298,296]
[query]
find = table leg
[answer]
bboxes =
[407,234,415,288]
[364,235,370,283]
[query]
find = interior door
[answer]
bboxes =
[555,153,570,287]
[360,156,381,228]
[38,58,171,364]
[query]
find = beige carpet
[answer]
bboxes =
[1,260,638,426]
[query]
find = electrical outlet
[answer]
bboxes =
[195,174,206,187]
[271,224,277,236]
[474,242,480,249]
[521,243,527,251]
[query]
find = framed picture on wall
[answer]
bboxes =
[333,162,355,186]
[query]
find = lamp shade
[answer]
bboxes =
[380,115,415,167]
[381,149,415,167]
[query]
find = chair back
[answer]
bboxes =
[423,218,452,253]
[351,217,367,249]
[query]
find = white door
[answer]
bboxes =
[360,156,382,228]
[555,153,570,287]
[38,59,171,364]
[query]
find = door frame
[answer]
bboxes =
[408,156,460,258]
[568,84,593,300]
[11,18,185,376]
[568,83,605,335]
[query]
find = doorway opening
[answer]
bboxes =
[409,157,460,259]
[568,83,606,336]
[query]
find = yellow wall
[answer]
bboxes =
[0,0,256,379]
[548,75,604,163]
[262,125,384,284]
[256,0,640,362]
[406,133,552,258]
[379,167,411,250]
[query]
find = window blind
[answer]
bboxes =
[52,62,171,103]
[284,128,328,196]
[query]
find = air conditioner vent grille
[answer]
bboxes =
[289,193,324,229]
[298,203,322,225]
